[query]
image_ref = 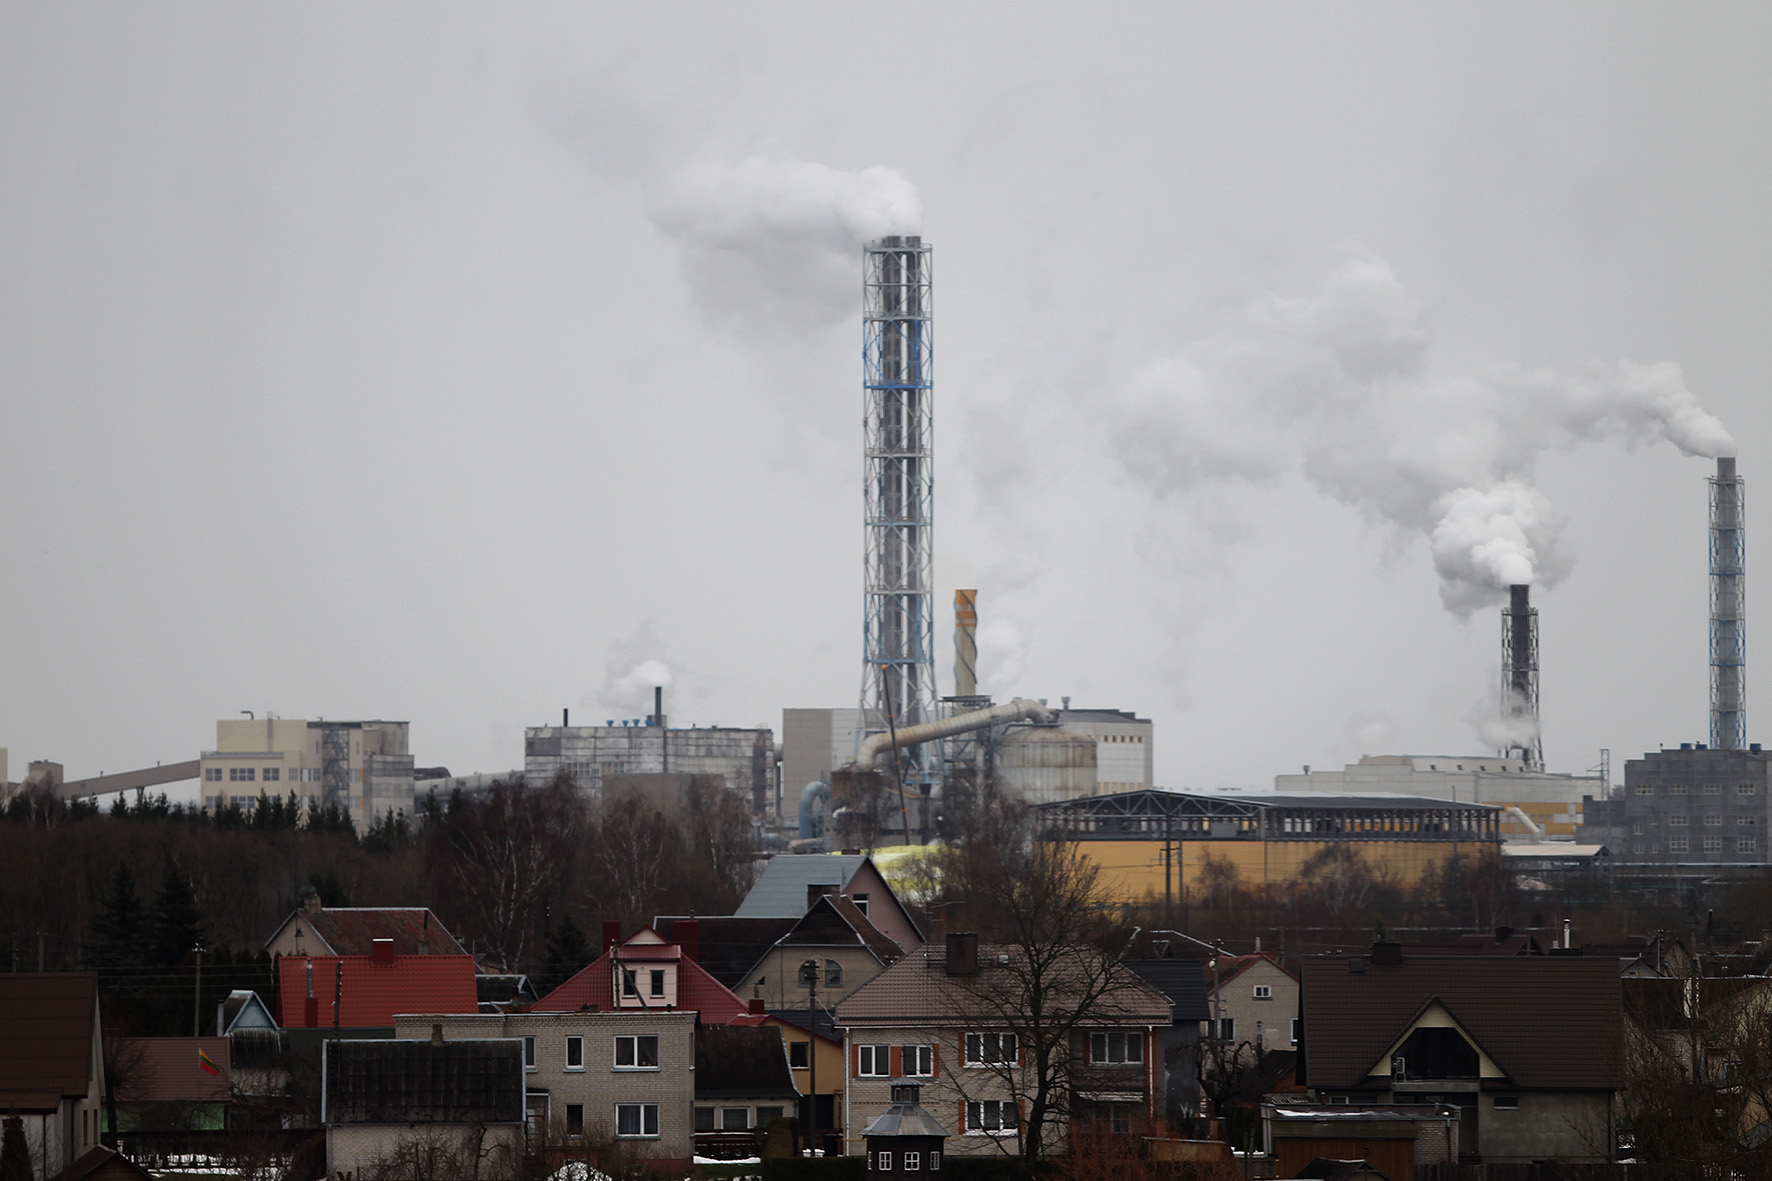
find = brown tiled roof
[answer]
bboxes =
[46,1145,153,1181]
[0,973,97,1109]
[271,907,466,956]
[835,942,1171,1026]
[1299,955,1624,1090]
[115,1037,230,1104]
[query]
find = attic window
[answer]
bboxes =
[1252,985,1272,999]
[852,892,869,916]
[1392,1027,1478,1081]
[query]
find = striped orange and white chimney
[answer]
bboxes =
[954,589,978,697]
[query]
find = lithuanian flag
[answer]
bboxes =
[198,1048,220,1076]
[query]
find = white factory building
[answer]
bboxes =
[1273,754,1603,839]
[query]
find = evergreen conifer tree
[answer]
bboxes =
[540,914,592,994]
[0,1115,32,1181]
[151,864,203,967]
[89,862,149,976]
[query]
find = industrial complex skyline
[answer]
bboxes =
[4,7,1771,790]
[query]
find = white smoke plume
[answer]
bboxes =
[650,152,922,333]
[975,617,1029,698]
[1470,689,1543,754]
[1107,246,1734,615]
[601,658,673,718]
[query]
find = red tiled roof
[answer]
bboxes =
[115,1038,230,1104]
[269,907,466,956]
[535,941,749,1023]
[0,973,98,1108]
[276,954,479,1028]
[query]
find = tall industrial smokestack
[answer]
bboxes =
[1501,583,1543,770]
[954,589,977,698]
[1711,456,1746,750]
[861,236,938,801]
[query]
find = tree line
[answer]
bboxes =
[0,771,757,1034]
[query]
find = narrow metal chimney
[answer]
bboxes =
[1501,584,1543,770]
[650,686,666,729]
[1712,456,1746,750]
[954,589,978,698]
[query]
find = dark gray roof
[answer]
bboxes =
[695,1025,799,1101]
[655,916,798,988]
[1125,958,1211,1023]
[862,1085,951,1138]
[734,855,870,918]
[323,1039,524,1125]
[1300,955,1624,1090]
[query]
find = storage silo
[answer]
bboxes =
[998,726,1097,806]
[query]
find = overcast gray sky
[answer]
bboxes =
[5,5,1770,792]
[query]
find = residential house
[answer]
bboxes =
[653,917,797,991]
[735,892,906,1010]
[0,973,106,1180]
[733,1002,844,1144]
[1298,944,1625,1162]
[1124,954,1210,1126]
[735,854,924,952]
[108,1037,231,1140]
[693,1025,801,1156]
[394,1010,698,1167]
[536,925,749,1023]
[263,892,466,959]
[274,947,478,1029]
[323,1038,525,1180]
[215,989,278,1036]
[1206,953,1299,1054]
[834,933,1171,1156]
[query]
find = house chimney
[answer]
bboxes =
[676,918,699,964]
[808,884,839,910]
[602,921,622,953]
[748,997,765,1015]
[303,890,322,916]
[371,938,395,966]
[431,1022,444,1046]
[945,932,978,976]
[1371,941,1403,968]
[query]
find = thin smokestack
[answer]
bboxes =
[954,589,978,697]
[1501,583,1543,770]
[1712,456,1746,750]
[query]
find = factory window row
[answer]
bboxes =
[1099,734,1144,743]
[1634,784,1759,795]
[206,766,331,783]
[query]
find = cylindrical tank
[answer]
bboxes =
[997,726,1097,806]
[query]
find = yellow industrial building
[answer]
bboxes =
[1036,789,1502,897]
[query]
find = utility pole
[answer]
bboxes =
[801,958,822,1156]
[193,944,204,1036]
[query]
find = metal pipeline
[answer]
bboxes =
[855,697,1058,767]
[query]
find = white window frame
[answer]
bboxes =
[905,1152,921,1171]
[523,1036,536,1071]
[720,1107,750,1131]
[966,1099,1015,1135]
[565,1036,584,1071]
[902,1044,934,1076]
[615,1103,659,1139]
[1252,984,1272,998]
[964,1031,1017,1067]
[877,1152,893,1171]
[858,1044,891,1077]
[1741,837,1758,853]
[649,969,666,998]
[614,1034,659,1070]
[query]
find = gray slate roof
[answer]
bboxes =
[694,1026,799,1101]
[734,855,870,918]
[863,1085,951,1138]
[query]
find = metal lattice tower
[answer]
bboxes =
[1501,583,1543,771]
[321,724,350,810]
[1711,456,1746,750]
[861,236,937,791]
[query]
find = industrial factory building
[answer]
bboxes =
[1052,707,1153,792]
[1580,744,1771,867]
[1274,755,1602,838]
[199,717,415,820]
[523,701,776,824]
[1036,789,1502,896]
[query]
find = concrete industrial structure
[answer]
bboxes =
[782,707,866,832]
[1500,584,1543,770]
[1037,789,1502,899]
[200,717,414,820]
[861,236,938,794]
[524,715,776,824]
[1053,707,1154,793]
[1712,456,1746,751]
[1274,756,1602,839]
[1580,744,1772,867]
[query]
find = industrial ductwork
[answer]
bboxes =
[855,697,1058,768]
